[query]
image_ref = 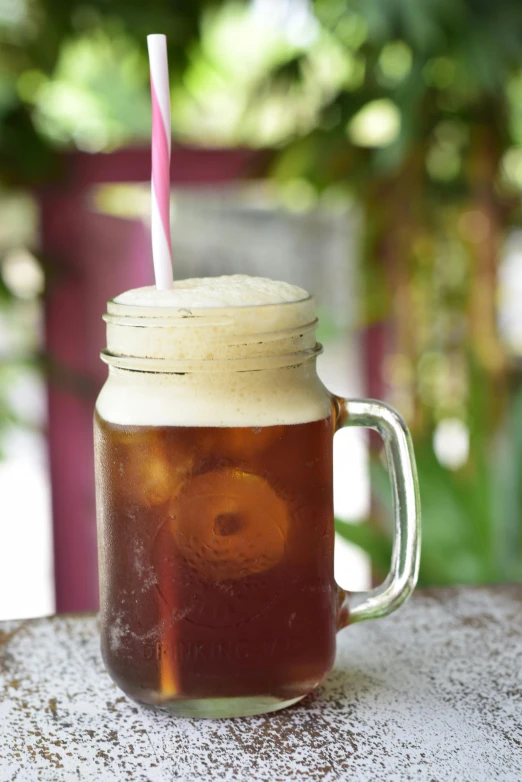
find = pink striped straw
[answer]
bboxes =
[147,34,173,289]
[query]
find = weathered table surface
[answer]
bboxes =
[0,586,520,782]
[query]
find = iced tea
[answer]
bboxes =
[94,412,337,706]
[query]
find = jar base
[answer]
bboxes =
[151,694,305,719]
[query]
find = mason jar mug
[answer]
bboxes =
[94,288,421,718]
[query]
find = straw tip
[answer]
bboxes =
[147,33,166,43]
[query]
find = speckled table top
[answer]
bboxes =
[0,586,520,782]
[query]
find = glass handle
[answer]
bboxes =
[335,398,421,625]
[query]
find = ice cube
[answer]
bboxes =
[123,433,192,507]
[168,468,289,580]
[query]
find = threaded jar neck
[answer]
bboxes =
[102,296,321,373]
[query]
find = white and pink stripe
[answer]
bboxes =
[147,34,173,290]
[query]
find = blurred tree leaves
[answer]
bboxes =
[1,0,522,585]
[261,0,522,192]
[0,0,236,184]
[337,406,522,584]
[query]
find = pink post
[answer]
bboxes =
[40,188,152,612]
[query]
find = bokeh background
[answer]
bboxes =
[1,0,522,619]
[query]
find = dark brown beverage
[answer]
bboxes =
[94,413,337,706]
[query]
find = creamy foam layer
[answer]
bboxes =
[98,275,330,427]
[113,275,309,309]
[96,365,332,427]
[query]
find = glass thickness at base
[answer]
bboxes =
[143,694,305,719]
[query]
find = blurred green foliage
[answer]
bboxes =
[252,0,522,586]
[338,369,522,585]
[1,0,522,584]
[0,0,227,182]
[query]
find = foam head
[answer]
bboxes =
[97,275,331,427]
[106,275,316,365]
[113,275,309,309]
